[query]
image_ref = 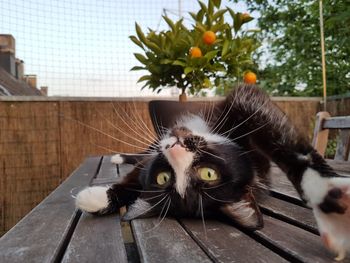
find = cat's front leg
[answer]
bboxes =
[301,168,350,261]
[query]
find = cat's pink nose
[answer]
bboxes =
[168,143,186,159]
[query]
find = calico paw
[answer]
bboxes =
[75,186,109,213]
[302,168,350,261]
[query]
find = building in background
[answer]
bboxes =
[0,34,45,96]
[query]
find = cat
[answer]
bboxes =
[75,84,350,261]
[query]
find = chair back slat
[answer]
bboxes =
[334,129,350,161]
[312,111,350,161]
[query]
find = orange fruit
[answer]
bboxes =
[202,31,216,45]
[190,47,202,58]
[243,71,257,84]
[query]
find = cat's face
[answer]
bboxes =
[124,115,263,229]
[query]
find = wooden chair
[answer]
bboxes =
[312,111,350,160]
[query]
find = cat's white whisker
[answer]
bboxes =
[143,197,172,233]
[198,149,226,162]
[125,188,167,193]
[211,92,239,133]
[199,194,207,238]
[60,115,150,152]
[111,102,157,143]
[142,192,167,201]
[220,100,270,137]
[202,180,236,190]
[93,106,155,148]
[230,123,269,142]
[131,100,159,141]
[203,191,236,203]
[129,194,169,219]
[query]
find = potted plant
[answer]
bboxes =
[130,0,260,101]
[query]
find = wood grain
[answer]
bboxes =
[0,157,101,262]
[132,218,211,263]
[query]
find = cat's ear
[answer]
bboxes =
[219,190,263,230]
[122,198,158,221]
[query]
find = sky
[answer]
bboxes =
[0,0,257,97]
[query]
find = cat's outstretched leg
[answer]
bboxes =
[223,84,350,259]
[303,172,350,261]
[76,155,143,215]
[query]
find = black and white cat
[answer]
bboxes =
[76,84,350,260]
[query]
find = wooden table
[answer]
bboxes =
[1,156,350,263]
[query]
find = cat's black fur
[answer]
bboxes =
[76,84,350,257]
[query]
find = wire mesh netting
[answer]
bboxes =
[0,0,251,97]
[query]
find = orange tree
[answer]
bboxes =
[130,0,260,96]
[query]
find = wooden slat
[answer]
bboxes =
[259,195,317,233]
[0,156,101,263]
[326,159,350,175]
[92,160,134,185]
[256,216,341,263]
[312,111,330,156]
[323,116,350,129]
[62,213,127,263]
[334,129,350,161]
[180,219,288,262]
[269,167,302,203]
[132,218,211,263]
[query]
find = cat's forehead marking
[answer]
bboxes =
[160,136,194,198]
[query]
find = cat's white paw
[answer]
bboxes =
[111,154,124,164]
[75,186,109,213]
[302,168,350,261]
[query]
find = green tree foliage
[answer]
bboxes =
[232,0,350,96]
[130,0,260,95]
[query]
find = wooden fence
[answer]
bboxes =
[0,96,324,235]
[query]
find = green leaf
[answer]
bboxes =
[160,59,173,64]
[130,66,145,71]
[172,60,187,67]
[198,1,208,13]
[144,40,162,53]
[137,75,151,83]
[212,0,221,8]
[203,78,212,88]
[135,23,147,43]
[189,12,197,21]
[222,39,230,57]
[212,9,227,21]
[129,36,144,49]
[134,53,148,65]
[163,16,176,32]
[204,50,219,60]
[195,22,207,33]
[184,67,194,75]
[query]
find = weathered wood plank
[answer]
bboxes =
[181,219,288,262]
[326,159,350,175]
[132,218,211,263]
[334,129,350,161]
[323,116,350,129]
[0,156,101,263]
[92,160,134,185]
[269,167,302,203]
[62,213,127,263]
[255,216,348,263]
[259,195,317,233]
[96,155,118,178]
[312,111,331,157]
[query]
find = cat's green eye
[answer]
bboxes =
[156,172,171,185]
[198,167,218,181]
